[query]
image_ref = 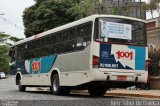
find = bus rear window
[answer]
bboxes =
[94,18,147,46]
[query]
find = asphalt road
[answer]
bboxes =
[0,77,159,106]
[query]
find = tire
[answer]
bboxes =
[50,87,52,92]
[18,80,26,92]
[88,85,107,96]
[51,74,70,95]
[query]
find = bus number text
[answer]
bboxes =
[116,51,133,60]
[32,61,40,71]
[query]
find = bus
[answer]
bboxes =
[9,15,148,96]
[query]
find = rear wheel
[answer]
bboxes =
[88,85,107,96]
[18,80,26,92]
[51,74,70,95]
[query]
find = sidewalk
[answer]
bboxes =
[107,89,160,99]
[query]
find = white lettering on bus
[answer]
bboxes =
[100,63,118,68]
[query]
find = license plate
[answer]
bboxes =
[117,76,127,80]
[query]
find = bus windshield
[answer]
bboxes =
[94,17,147,46]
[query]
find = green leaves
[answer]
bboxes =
[0,57,9,74]
[0,32,21,74]
[142,1,158,18]
[23,0,95,38]
[0,33,10,73]
[0,33,10,44]
[9,36,22,42]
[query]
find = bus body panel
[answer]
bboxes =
[99,43,146,71]
[15,55,57,86]
[90,69,148,83]
[91,41,148,83]
[52,45,91,86]
[21,73,50,86]
[15,45,92,86]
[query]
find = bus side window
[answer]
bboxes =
[51,34,57,44]
[9,48,15,62]
[83,23,92,46]
[76,37,84,50]
[62,28,76,53]
[14,46,18,61]
[76,23,92,50]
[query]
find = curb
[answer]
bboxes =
[107,93,160,99]
[33,88,160,99]
[72,90,160,99]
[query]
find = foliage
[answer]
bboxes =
[9,36,22,42]
[142,1,158,18]
[24,0,108,38]
[0,45,9,73]
[148,49,160,76]
[0,33,10,44]
[0,32,21,74]
[152,0,160,18]
[0,33,10,74]
[24,0,140,38]
[23,0,96,38]
[110,6,121,15]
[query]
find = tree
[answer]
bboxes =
[23,0,103,38]
[110,5,121,15]
[142,1,158,19]
[23,0,92,38]
[9,36,23,42]
[0,32,21,74]
[0,33,10,73]
[25,0,147,38]
[0,45,9,73]
[0,33,10,44]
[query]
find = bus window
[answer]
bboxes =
[95,18,146,46]
[76,23,92,50]
[41,36,51,47]
[63,40,75,53]
[51,34,57,44]
[32,38,41,50]
[9,48,15,61]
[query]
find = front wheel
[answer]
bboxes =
[88,85,107,96]
[51,74,70,95]
[18,80,26,92]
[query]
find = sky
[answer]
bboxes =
[0,0,158,39]
[0,0,35,38]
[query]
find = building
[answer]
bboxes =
[147,17,160,50]
[150,0,159,3]
[95,0,146,19]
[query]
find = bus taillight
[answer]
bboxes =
[92,55,99,68]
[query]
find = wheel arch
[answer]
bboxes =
[16,72,22,85]
[50,68,61,85]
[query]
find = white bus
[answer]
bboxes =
[9,15,148,96]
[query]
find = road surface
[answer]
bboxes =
[0,77,159,106]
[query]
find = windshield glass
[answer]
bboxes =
[94,17,147,46]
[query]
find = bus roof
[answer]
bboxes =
[13,14,146,46]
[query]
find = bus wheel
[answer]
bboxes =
[18,80,26,92]
[88,86,106,96]
[51,74,70,95]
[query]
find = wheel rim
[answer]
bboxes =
[53,76,59,92]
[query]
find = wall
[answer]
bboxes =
[147,18,160,49]
[147,28,160,49]
[150,76,160,89]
